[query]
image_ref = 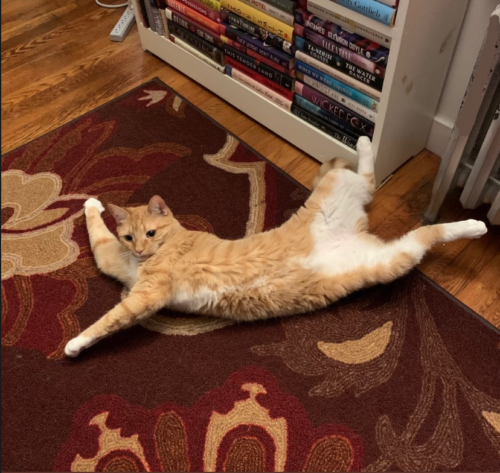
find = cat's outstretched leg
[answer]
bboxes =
[366,220,488,285]
[64,280,168,357]
[356,136,375,197]
[84,198,138,287]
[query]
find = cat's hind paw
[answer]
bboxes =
[444,219,487,241]
[84,198,105,216]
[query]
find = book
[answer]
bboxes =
[145,0,157,31]
[295,51,381,101]
[175,0,222,22]
[295,36,384,91]
[295,24,385,77]
[295,82,374,136]
[165,8,223,47]
[221,36,293,75]
[220,0,294,41]
[222,43,294,89]
[167,0,224,34]
[159,9,170,35]
[295,70,376,121]
[222,9,295,54]
[239,0,294,26]
[296,60,379,110]
[221,23,294,70]
[150,0,165,35]
[169,34,225,71]
[377,0,398,6]
[326,0,396,27]
[225,56,294,99]
[198,0,221,11]
[137,0,151,27]
[226,65,292,110]
[306,0,391,46]
[291,103,357,149]
[294,9,389,66]
[168,21,225,64]
[265,0,297,14]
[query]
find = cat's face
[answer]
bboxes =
[108,195,175,258]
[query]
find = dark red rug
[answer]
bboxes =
[2,79,500,472]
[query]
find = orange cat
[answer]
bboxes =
[65,137,487,357]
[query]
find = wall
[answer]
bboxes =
[426,0,498,156]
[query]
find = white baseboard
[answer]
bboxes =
[426,115,455,157]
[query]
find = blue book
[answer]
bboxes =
[329,0,396,26]
[296,60,379,112]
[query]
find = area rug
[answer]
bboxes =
[2,79,500,472]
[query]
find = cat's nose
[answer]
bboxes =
[136,249,143,255]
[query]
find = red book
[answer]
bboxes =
[225,56,294,100]
[175,0,222,22]
[166,0,224,34]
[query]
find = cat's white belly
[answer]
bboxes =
[168,286,220,313]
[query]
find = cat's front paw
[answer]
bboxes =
[64,335,93,357]
[84,198,105,216]
[356,136,372,152]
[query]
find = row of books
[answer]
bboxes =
[136,0,392,149]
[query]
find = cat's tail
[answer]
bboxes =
[312,157,353,189]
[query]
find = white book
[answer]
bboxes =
[307,0,392,47]
[239,0,294,27]
[295,50,382,101]
[169,35,225,73]
[296,71,377,121]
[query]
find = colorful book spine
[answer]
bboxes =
[221,36,292,75]
[295,83,374,136]
[221,23,294,70]
[295,24,385,77]
[168,21,225,64]
[265,0,297,14]
[222,44,293,89]
[169,34,225,71]
[291,103,357,149]
[175,0,222,22]
[166,0,224,34]
[198,0,221,11]
[226,65,292,110]
[296,60,379,110]
[225,56,294,99]
[305,0,391,46]
[239,0,294,26]
[295,70,376,120]
[165,9,223,47]
[159,8,170,35]
[222,9,295,54]
[220,0,294,41]
[327,0,396,26]
[294,9,389,66]
[295,36,384,91]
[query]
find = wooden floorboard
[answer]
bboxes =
[2,0,499,327]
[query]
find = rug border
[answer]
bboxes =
[3,77,498,336]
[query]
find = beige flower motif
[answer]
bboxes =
[1,170,88,280]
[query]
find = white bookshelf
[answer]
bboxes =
[132,0,467,184]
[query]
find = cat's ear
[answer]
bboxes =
[108,204,129,225]
[148,195,169,216]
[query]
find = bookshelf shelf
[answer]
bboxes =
[133,0,468,185]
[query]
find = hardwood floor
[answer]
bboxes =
[2,0,499,327]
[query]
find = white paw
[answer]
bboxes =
[84,198,105,216]
[356,136,372,152]
[445,219,487,241]
[64,335,93,357]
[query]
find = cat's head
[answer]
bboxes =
[108,195,178,258]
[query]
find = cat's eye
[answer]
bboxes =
[146,230,156,238]
[124,235,133,242]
